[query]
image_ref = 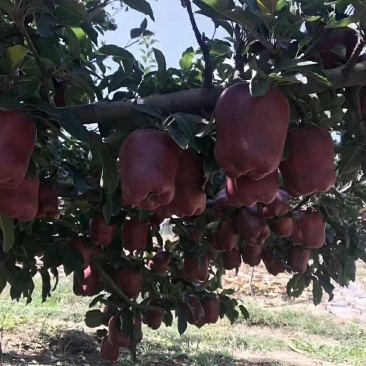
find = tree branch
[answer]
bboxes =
[18,26,49,102]
[343,36,366,77]
[268,193,315,222]
[234,25,245,81]
[93,261,163,312]
[183,0,213,88]
[63,62,366,124]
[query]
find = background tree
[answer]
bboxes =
[0,0,366,362]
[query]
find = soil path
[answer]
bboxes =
[223,261,366,324]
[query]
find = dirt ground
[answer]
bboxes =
[1,261,366,366]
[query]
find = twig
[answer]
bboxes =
[234,25,245,81]
[93,262,134,306]
[249,267,255,297]
[302,29,331,59]
[8,2,50,101]
[183,0,213,88]
[269,193,315,222]
[87,0,112,14]
[93,262,163,312]
[125,38,140,49]
[351,85,363,121]
[292,193,315,212]
[350,85,366,141]
[18,26,49,102]
[343,35,366,77]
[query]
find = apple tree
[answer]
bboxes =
[0,0,366,362]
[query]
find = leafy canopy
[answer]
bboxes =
[0,0,365,361]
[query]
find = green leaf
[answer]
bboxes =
[180,47,195,70]
[170,113,202,152]
[203,141,221,176]
[98,45,135,60]
[250,72,270,97]
[102,194,112,224]
[89,294,106,308]
[153,48,166,73]
[193,0,233,21]
[131,18,148,38]
[0,215,15,253]
[0,261,7,294]
[274,59,317,72]
[163,310,173,327]
[42,105,90,143]
[325,14,364,28]
[131,27,144,39]
[7,45,28,69]
[66,27,81,59]
[213,19,233,36]
[221,288,235,296]
[257,0,279,14]
[85,309,106,328]
[239,304,250,319]
[193,0,257,35]
[59,243,84,276]
[50,266,59,292]
[27,0,53,14]
[140,18,148,31]
[132,104,163,127]
[96,328,108,338]
[167,126,190,149]
[176,303,188,335]
[338,145,363,176]
[316,271,334,302]
[298,36,314,52]
[0,0,14,15]
[12,80,39,101]
[39,268,51,303]
[122,0,154,20]
[312,278,323,306]
[97,143,120,195]
[56,5,85,26]
[287,274,306,298]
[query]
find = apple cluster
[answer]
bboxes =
[0,111,59,222]
[78,75,340,360]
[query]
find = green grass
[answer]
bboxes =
[1,275,366,365]
[0,274,88,331]
[291,339,366,366]
[241,300,337,332]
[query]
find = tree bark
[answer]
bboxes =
[63,62,366,124]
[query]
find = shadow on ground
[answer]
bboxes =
[0,329,280,366]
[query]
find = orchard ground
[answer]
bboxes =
[1,259,366,366]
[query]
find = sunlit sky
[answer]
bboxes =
[102,0,225,70]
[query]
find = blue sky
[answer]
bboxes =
[103,0,226,69]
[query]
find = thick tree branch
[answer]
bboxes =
[63,62,366,124]
[343,36,366,77]
[184,0,213,88]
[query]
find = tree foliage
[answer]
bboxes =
[0,0,366,362]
